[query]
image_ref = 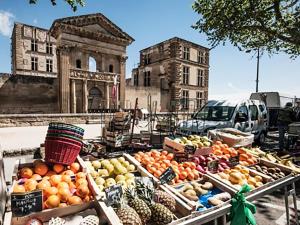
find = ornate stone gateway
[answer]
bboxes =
[49,13,134,113]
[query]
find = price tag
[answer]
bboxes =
[185,145,196,154]
[207,160,219,173]
[105,184,123,207]
[160,167,176,185]
[11,190,43,216]
[175,151,189,163]
[228,154,240,167]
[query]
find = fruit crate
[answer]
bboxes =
[165,175,236,213]
[8,157,95,225]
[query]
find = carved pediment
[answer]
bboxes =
[49,13,134,45]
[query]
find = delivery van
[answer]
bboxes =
[176,99,268,144]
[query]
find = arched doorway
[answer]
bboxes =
[88,87,102,112]
[89,56,97,72]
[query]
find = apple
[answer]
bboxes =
[196,165,205,173]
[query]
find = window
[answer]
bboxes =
[196,92,204,109]
[46,59,53,72]
[249,105,259,120]
[198,51,205,64]
[235,105,249,122]
[144,53,151,65]
[182,90,189,109]
[197,69,205,87]
[159,44,164,55]
[46,43,53,54]
[195,106,235,121]
[144,71,151,87]
[182,66,189,85]
[109,64,114,73]
[183,47,190,60]
[31,39,37,52]
[76,59,81,69]
[134,74,139,86]
[31,57,38,71]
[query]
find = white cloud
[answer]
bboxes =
[0,11,14,37]
[33,19,38,24]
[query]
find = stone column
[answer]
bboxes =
[106,83,110,109]
[71,79,76,113]
[82,79,88,113]
[57,47,70,113]
[119,56,127,109]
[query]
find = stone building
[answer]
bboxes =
[126,37,209,112]
[0,13,133,113]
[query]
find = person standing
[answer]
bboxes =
[294,101,300,122]
[277,102,295,151]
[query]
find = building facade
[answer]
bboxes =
[127,37,209,112]
[2,13,133,114]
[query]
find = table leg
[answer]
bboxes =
[221,215,227,225]
[292,182,299,225]
[285,186,290,225]
[214,218,218,225]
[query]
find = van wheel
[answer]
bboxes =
[258,132,266,144]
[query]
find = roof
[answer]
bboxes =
[13,22,49,32]
[140,37,209,52]
[49,13,134,43]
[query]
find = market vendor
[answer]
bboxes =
[277,102,295,152]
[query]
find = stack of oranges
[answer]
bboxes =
[134,150,200,185]
[212,141,257,165]
[13,160,92,209]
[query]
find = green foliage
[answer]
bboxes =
[29,0,85,11]
[192,0,300,57]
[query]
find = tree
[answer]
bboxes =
[192,0,300,57]
[29,0,85,11]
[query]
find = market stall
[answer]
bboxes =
[1,123,300,225]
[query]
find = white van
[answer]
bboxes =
[176,99,268,143]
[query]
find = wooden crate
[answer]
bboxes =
[8,157,94,225]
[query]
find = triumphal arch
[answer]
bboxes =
[49,14,134,113]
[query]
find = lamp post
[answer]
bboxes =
[256,48,260,92]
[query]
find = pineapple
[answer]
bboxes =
[154,190,176,212]
[116,204,143,225]
[136,180,174,225]
[125,188,152,224]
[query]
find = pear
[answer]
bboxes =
[125,173,135,180]
[98,169,109,177]
[95,177,105,185]
[115,175,126,183]
[92,161,101,170]
[126,164,135,172]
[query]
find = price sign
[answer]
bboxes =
[105,184,123,207]
[207,160,219,173]
[185,145,196,155]
[175,151,189,163]
[11,190,43,216]
[160,167,176,185]
[228,154,240,167]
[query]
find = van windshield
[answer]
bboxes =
[193,106,236,121]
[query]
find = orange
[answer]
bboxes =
[31,174,42,181]
[239,154,248,161]
[166,153,174,160]
[44,186,58,197]
[154,170,162,178]
[57,182,69,189]
[13,184,25,193]
[49,175,62,186]
[83,195,91,202]
[68,196,83,205]
[187,172,195,180]
[215,141,223,145]
[61,175,72,183]
[179,171,187,180]
[59,203,68,208]
[75,172,86,180]
[24,179,37,191]
[57,187,72,202]
[62,170,74,176]
[53,164,65,174]
[37,180,51,190]
[70,162,80,173]
[76,184,90,198]
[76,178,88,187]
[161,150,168,156]
[45,195,60,208]
[34,162,49,176]
[19,167,33,179]
[68,181,76,190]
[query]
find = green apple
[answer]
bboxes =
[95,177,105,185]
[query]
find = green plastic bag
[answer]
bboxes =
[229,185,257,225]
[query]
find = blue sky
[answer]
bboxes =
[0,0,299,99]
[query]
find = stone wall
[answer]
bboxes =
[0,113,111,127]
[0,74,59,114]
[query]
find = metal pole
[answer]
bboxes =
[256,48,260,92]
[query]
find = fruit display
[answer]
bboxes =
[249,164,291,181]
[134,150,200,184]
[259,153,300,173]
[115,180,176,225]
[85,156,137,194]
[13,160,93,209]
[190,155,230,174]
[213,165,266,190]
[174,179,231,210]
[173,135,211,148]
[212,141,258,166]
